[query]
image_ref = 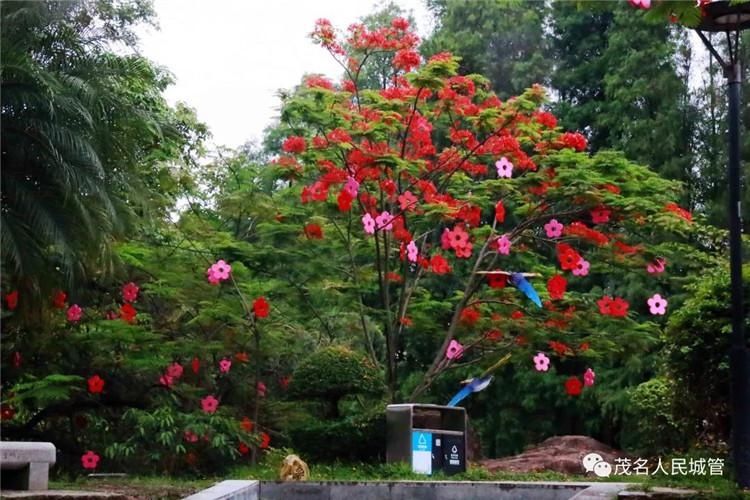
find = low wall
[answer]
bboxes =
[183,480,634,500]
[258,480,592,500]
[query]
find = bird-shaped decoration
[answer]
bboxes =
[478,271,542,308]
[446,354,512,407]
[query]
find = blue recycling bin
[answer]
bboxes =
[386,404,467,475]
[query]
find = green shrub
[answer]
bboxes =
[288,346,384,417]
[287,408,385,462]
[621,376,685,455]
[664,264,750,450]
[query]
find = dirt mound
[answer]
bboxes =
[480,435,627,475]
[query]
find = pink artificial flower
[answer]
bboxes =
[544,219,564,238]
[257,381,267,398]
[628,0,651,9]
[201,395,219,414]
[375,211,393,231]
[159,374,174,387]
[583,368,596,387]
[167,362,183,379]
[533,352,550,372]
[219,358,232,374]
[496,234,511,255]
[407,240,419,263]
[362,213,376,234]
[184,430,199,443]
[67,304,83,322]
[122,282,139,302]
[81,450,100,470]
[344,176,359,197]
[572,258,590,277]
[647,258,666,274]
[398,191,418,211]
[206,268,221,285]
[495,157,513,178]
[445,339,464,360]
[647,294,668,315]
[208,260,232,283]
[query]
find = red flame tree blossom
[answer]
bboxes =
[273,18,690,400]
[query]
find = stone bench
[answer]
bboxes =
[0,441,56,490]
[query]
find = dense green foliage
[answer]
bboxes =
[1,0,746,479]
[0,0,206,301]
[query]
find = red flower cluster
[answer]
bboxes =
[597,296,629,317]
[87,375,105,394]
[664,202,693,222]
[303,223,323,239]
[564,222,610,246]
[558,132,587,151]
[253,297,270,319]
[52,290,67,309]
[441,224,472,259]
[547,275,567,300]
[459,307,481,326]
[487,273,507,289]
[282,136,307,154]
[120,303,137,324]
[556,243,582,271]
[5,290,18,310]
[494,200,506,224]
[565,376,583,396]
[430,254,451,275]
[549,340,572,356]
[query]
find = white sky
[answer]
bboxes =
[136,0,432,150]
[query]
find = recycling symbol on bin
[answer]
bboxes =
[418,434,427,447]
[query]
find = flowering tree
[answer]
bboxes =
[272,17,694,401]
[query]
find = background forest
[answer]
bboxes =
[1,0,749,477]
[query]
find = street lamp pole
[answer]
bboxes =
[694,1,750,488]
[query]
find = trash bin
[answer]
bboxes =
[386,404,467,475]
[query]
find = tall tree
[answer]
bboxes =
[550,2,697,207]
[423,0,551,100]
[1,0,206,303]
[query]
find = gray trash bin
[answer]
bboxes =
[386,404,467,475]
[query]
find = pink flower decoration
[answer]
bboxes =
[647,294,668,315]
[583,368,596,387]
[122,282,139,302]
[159,374,174,387]
[67,304,83,322]
[375,211,393,231]
[445,339,464,360]
[440,228,452,250]
[166,362,183,379]
[362,213,376,234]
[210,260,232,281]
[572,258,590,277]
[628,0,651,9]
[407,240,418,262]
[398,190,418,211]
[81,450,100,470]
[496,234,511,255]
[344,176,359,197]
[257,381,267,397]
[533,352,550,372]
[647,258,666,274]
[201,395,219,414]
[184,430,199,443]
[495,157,513,178]
[206,268,221,285]
[544,219,564,238]
[219,358,232,374]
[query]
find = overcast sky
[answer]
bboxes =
[136,0,432,150]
